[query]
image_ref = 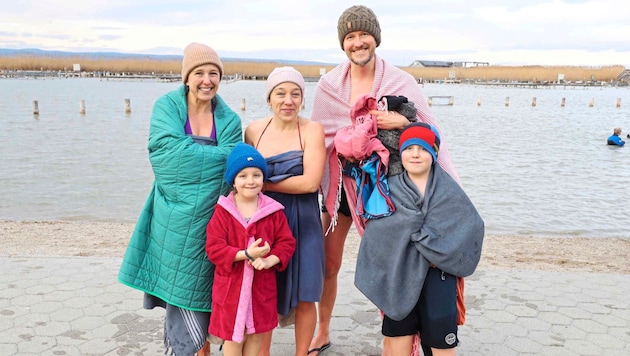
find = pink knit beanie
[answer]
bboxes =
[181,42,223,84]
[265,67,305,102]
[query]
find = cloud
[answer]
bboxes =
[0,0,628,67]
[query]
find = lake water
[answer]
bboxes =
[1,78,629,238]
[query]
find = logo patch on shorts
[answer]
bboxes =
[445,333,457,345]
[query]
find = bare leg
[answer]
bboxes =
[431,348,456,356]
[222,340,243,356]
[195,340,211,356]
[388,335,414,355]
[257,331,272,356]
[243,334,263,356]
[381,336,391,356]
[259,302,317,355]
[309,213,352,353]
[384,334,424,355]
[295,301,317,355]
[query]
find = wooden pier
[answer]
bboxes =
[428,96,454,106]
[429,79,624,89]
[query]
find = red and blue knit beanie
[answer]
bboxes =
[399,122,441,163]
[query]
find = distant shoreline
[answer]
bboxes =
[1,69,627,88]
[0,54,627,83]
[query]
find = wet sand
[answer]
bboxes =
[2,220,629,274]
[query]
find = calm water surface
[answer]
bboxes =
[1,78,628,237]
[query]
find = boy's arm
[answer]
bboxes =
[410,225,483,278]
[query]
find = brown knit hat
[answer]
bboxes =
[181,42,223,84]
[337,5,381,49]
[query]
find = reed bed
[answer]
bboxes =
[0,55,625,82]
[0,56,182,74]
[405,65,626,83]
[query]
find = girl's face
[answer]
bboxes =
[186,64,221,101]
[268,82,302,120]
[233,167,264,198]
[401,145,433,178]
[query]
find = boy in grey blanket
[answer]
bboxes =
[354,122,484,356]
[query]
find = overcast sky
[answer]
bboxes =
[1,0,627,67]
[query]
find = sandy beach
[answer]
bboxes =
[1,220,629,274]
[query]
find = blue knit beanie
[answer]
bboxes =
[224,143,268,185]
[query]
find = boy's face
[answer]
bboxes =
[233,167,264,198]
[401,145,433,178]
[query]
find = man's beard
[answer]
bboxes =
[350,50,373,66]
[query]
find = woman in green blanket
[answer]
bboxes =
[118,42,242,356]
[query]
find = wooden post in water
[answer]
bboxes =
[616,98,621,108]
[124,99,131,113]
[33,100,39,115]
[531,97,536,107]
[561,97,566,107]
[477,97,481,106]
[505,97,510,107]
[589,98,594,107]
[448,96,454,106]
[80,100,86,114]
[428,97,433,106]
[241,98,246,111]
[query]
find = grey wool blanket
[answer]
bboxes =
[354,166,484,321]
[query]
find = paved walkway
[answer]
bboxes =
[1,256,629,355]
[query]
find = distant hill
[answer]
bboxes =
[0,48,333,66]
